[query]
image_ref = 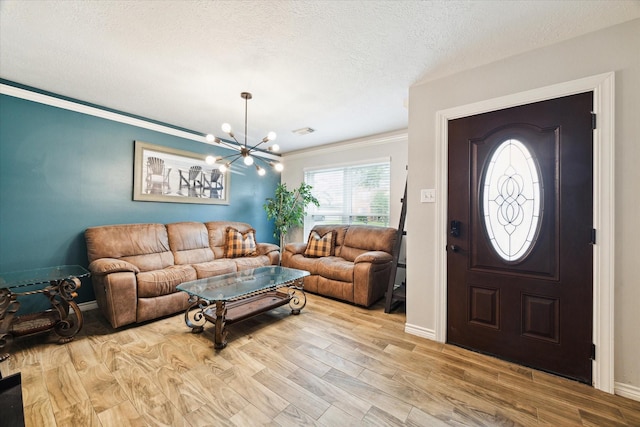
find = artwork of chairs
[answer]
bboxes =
[145,155,224,199]
[178,165,224,198]
[179,165,203,197]
[145,157,171,194]
[203,169,224,198]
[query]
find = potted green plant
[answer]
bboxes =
[264,182,319,251]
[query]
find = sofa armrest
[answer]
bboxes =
[256,242,279,256]
[354,251,393,264]
[353,253,394,307]
[88,258,140,275]
[91,271,138,328]
[284,242,307,255]
[256,242,281,265]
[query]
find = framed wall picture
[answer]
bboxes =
[133,140,230,205]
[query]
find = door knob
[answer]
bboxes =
[449,245,460,253]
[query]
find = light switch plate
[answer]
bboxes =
[421,189,436,203]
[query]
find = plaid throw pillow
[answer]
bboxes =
[224,227,257,258]
[304,230,334,258]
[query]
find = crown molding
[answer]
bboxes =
[0,83,207,142]
[0,83,282,161]
[283,130,407,160]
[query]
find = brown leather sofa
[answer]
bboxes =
[281,225,396,307]
[85,221,279,328]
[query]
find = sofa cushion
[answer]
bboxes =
[85,223,174,272]
[340,225,396,262]
[136,265,197,298]
[167,221,214,265]
[304,230,335,258]
[224,227,257,258]
[283,252,321,272]
[191,259,237,279]
[233,255,272,271]
[316,257,354,282]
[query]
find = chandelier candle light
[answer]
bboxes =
[205,92,283,176]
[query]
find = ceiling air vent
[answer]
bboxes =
[292,127,315,136]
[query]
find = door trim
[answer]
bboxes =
[434,72,615,392]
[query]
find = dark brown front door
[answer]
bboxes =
[447,92,594,384]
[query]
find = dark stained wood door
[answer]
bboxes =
[447,92,594,384]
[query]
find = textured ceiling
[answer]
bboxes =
[1,1,639,153]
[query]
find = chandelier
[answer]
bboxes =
[205,92,283,176]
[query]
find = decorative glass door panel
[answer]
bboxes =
[481,139,542,263]
[469,124,559,280]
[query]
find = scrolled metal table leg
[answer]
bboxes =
[288,279,306,315]
[54,300,84,343]
[50,277,83,343]
[184,295,209,333]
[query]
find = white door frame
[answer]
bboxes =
[433,72,615,392]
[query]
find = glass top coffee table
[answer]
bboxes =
[177,266,309,349]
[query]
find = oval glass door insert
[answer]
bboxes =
[482,139,542,262]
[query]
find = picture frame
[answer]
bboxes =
[133,140,230,205]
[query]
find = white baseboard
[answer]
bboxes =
[78,300,98,312]
[615,381,640,402]
[404,322,437,341]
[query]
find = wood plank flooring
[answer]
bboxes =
[1,293,639,426]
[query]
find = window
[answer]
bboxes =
[304,159,390,237]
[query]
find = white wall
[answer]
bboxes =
[407,19,640,394]
[281,130,408,243]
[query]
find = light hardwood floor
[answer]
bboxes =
[1,293,639,426]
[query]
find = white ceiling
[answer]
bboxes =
[1,1,639,153]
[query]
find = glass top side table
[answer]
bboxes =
[0,265,89,362]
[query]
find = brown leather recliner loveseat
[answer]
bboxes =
[281,224,397,307]
[85,221,279,328]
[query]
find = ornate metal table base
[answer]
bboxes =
[0,267,87,362]
[184,280,306,349]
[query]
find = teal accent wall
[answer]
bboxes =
[0,92,279,309]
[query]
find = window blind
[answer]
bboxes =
[303,159,390,238]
